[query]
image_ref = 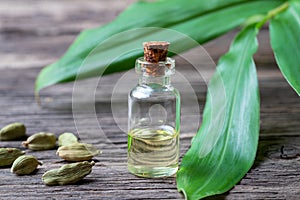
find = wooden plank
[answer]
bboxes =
[0,65,299,199]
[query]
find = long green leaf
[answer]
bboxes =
[176,26,260,199]
[35,0,282,93]
[270,1,300,95]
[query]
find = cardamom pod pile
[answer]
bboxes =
[0,123,100,186]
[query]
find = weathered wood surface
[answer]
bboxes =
[0,1,299,199]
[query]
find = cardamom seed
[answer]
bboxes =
[56,143,100,161]
[0,123,26,141]
[42,161,95,186]
[22,132,56,151]
[11,155,42,175]
[0,148,25,167]
[58,132,78,147]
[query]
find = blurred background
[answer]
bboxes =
[0,0,280,70]
[0,0,136,70]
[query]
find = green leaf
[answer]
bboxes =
[35,0,282,93]
[176,26,260,199]
[270,1,300,95]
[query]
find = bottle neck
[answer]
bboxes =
[135,57,175,87]
[139,76,171,86]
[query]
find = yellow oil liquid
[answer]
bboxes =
[127,125,179,178]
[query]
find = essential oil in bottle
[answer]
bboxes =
[128,41,180,178]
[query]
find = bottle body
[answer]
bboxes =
[128,57,180,178]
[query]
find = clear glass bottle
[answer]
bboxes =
[128,41,180,178]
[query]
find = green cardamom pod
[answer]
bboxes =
[58,132,78,147]
[11,155,42,175]
[42,161,95,186]
[56,143,100,161]
[22,132,56,150]
[0,123,26,141]
[0,148,25,167]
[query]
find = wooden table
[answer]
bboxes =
[0,1,299,199]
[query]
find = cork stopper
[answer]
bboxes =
[140,41,170,76]
[143,41,169,63]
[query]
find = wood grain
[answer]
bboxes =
[0,0,299,199]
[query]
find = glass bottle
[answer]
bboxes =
[128,41,180,178]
